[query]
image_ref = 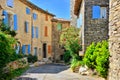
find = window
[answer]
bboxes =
[26,7,30,14]
[22,45,31,54]
[44,26,48,37]
[100,7,107,19]
[48,45,51,54]
[34,47,37,56]
[36,27,39,38]
[92,6,107,19]
[57,23,62,30]
[7,0,14,8]
[33,13,37,20]
[2,10,18,31]
[25,21,29,33]
[45,14,48,21]
[32,27,39,38]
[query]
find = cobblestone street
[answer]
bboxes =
[16,64,104,80]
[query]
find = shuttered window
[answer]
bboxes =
[44,26,48,37]
[25,21,29,33]
[45,14,48,21]
[22,45,26,54]
[2,10,8,25]
[32,26,34,38]
[48,45,51,54]
[7,0,14,8]
[57,23,62,30]
[92,6,100,19]
[26,7,30,14]
[36,27,39,38]
[33,13,37,20]
[28,45,31,54]
[13,14,18,31]
[100,7,107,19]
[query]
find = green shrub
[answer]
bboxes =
[27,54,38,63]
[83,40,109,78]
[63,50,71,63]
[95,41,109,78]
[83,42,96,69]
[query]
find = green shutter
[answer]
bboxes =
[57,23,62,30]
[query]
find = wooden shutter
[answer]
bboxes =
[48,45,51,54]
[25,21,28,32]
[32,26,34,38]
[57,23,62,30]
[36,27,38,38]
[44,26,48,37]
[45,14,48,21]
[26,7,30,14]
[13,14,18,31]
[2,10,8,25]
[28,45,31,54]
[92,6,100,19]
[22,45,26,54]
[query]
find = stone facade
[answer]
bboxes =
[0,0,54,60]
[51,18,70,61]
[70,0,77,27]
[109,0,120,80]
[74,0,109,52]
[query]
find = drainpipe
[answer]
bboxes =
[31,9,33,55]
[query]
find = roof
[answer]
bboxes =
[20,0,55,16]
[74,0,82,16]
[51,18,70,23]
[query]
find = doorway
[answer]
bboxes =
[43,43,47,58]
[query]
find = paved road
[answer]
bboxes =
[16,64,104,80]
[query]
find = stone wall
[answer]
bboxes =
[81,0,109,52]
[70,0,77,27]
[52,19,70,61]
[109,0,120,80]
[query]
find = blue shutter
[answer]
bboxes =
[36,27,38,38]
[26,7,30,14]
[13,14,18,31]
[7,0,14,7]
[92,6,100,19]
[33,13,37,20]
[22,45,26,54]
[25,21,28,33]
[28,45,31,54]
[32,26,34,38]
[2,10,8,25]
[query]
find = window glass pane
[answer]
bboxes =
[7,0,14,7]
[26,7,30,14]
[100,7,107,19]
[92,6,100,19]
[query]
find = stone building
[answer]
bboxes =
[0,0,55,60]
[74,0,109,52]
[109,0,120,80]
[51,18,70,61]
[70,0,77,27]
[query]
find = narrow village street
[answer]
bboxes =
[16,64,104,80]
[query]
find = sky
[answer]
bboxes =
[29,0,70,20]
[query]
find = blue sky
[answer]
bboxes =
[29,0,70,20]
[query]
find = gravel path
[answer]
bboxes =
[16,63,105,80]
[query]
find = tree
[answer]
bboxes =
[60,27,81,60]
